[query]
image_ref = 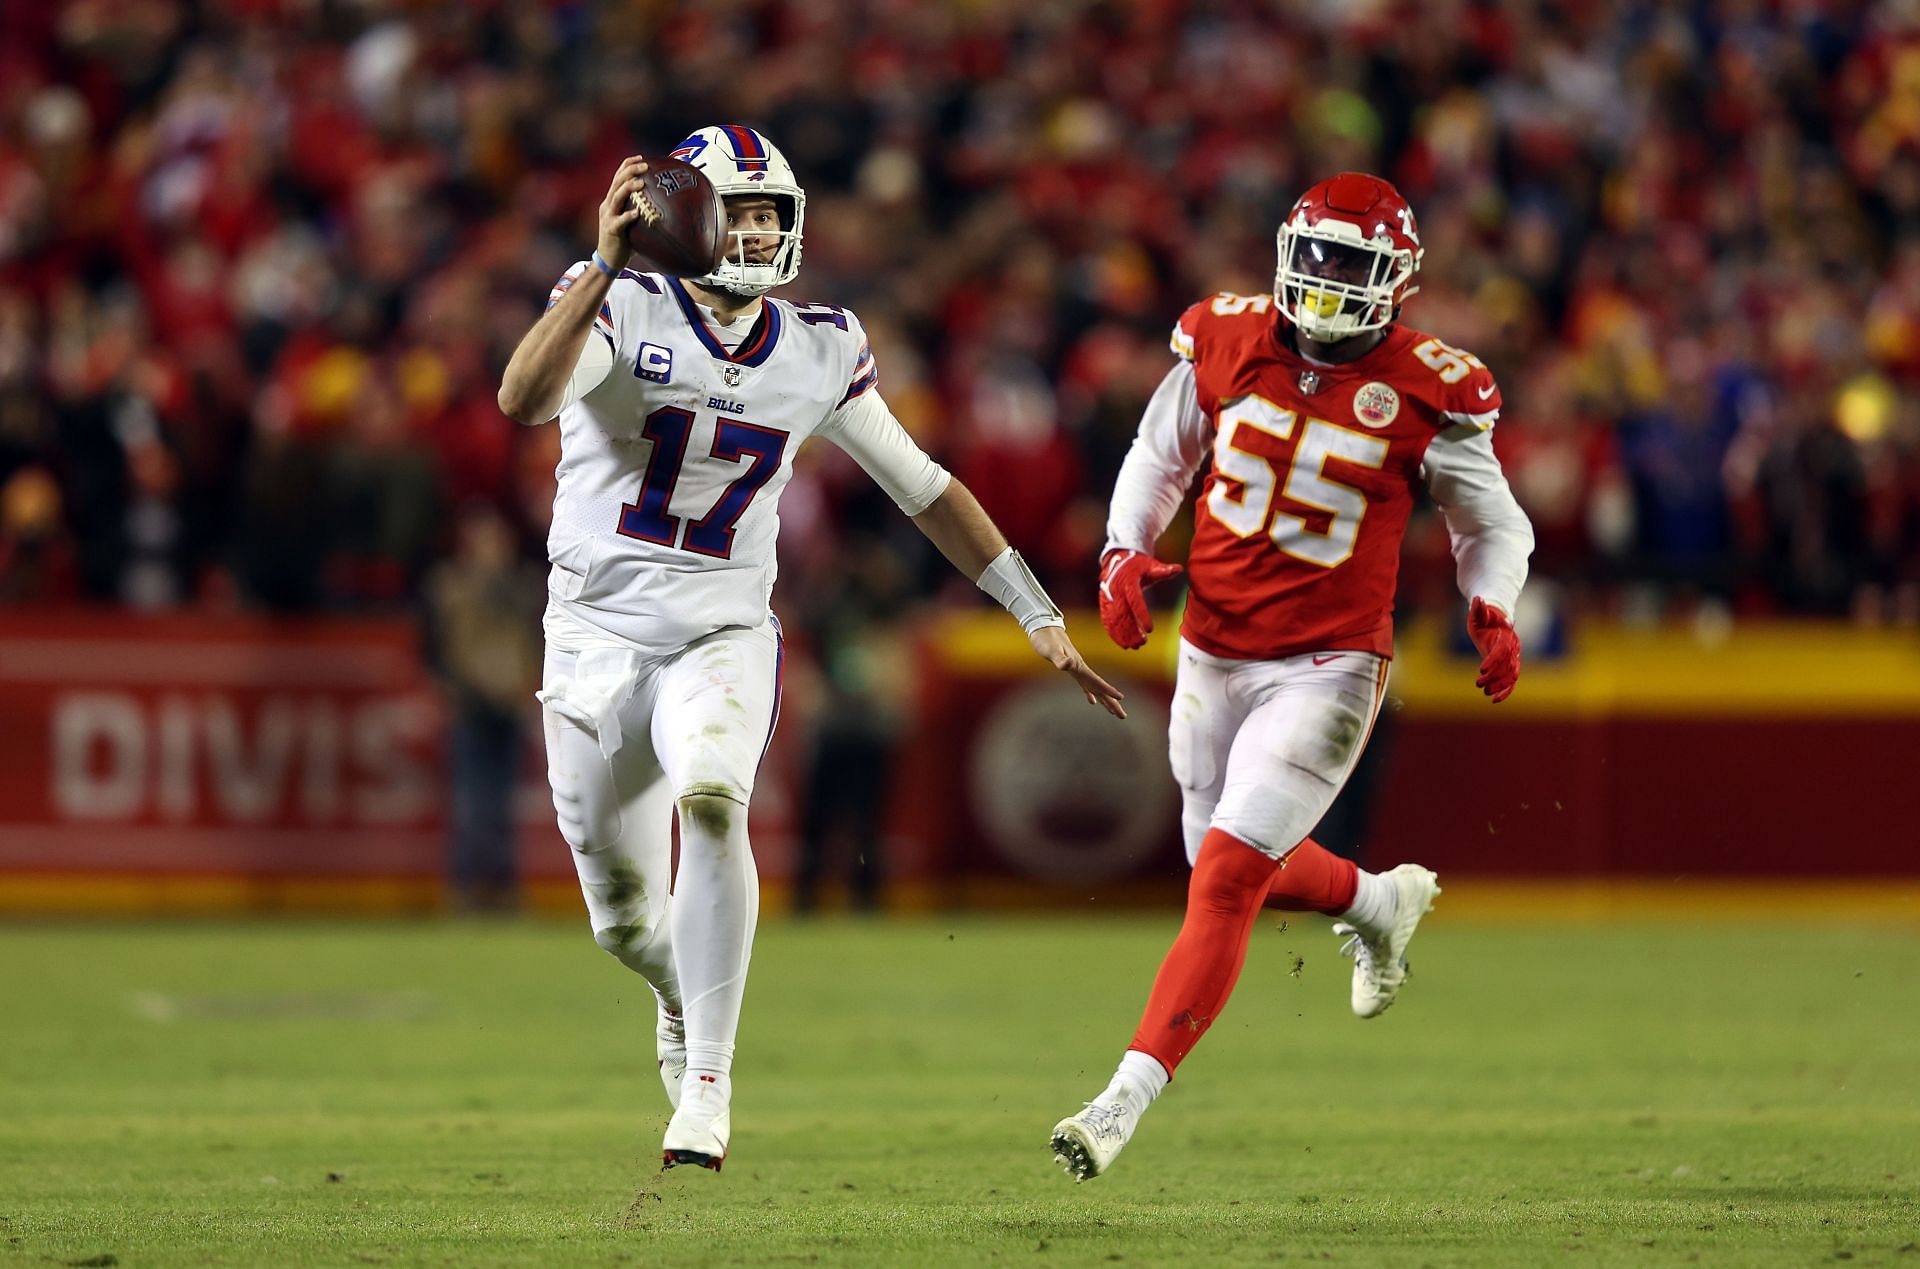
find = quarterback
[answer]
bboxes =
[1051,173,1534,1179]
[497,126,1123,1172]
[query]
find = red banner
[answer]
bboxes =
[0,610,813,894]
[0,612,453,876]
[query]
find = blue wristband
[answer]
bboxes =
[590,250,617,277]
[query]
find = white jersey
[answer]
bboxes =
[541,264,949,653]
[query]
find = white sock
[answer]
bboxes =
[1340,868,1398,933]
[1109,1050,1169,1113]
[670,795,759,1093]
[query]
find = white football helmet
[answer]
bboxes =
[670,124,806,296]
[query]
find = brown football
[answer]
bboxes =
[622,158,727,278]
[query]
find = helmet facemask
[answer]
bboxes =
[1274,218,1418,342]
[703,189,806,297]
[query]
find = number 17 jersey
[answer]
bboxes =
[543,266,894,653]
[1175,294,1504,661]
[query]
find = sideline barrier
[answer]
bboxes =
[2,609,1915,913]
[901,612,1920,887]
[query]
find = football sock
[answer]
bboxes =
[1107,1049,1169,1113]
[1127,828,1282,1075]
[1263,836,1360,913]
[670,793,760,1089]
[1339,867,1399,933]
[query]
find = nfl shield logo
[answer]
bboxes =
[723,365,743,388]
[1298,370,1321,395]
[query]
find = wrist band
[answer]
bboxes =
[976,547,1064,633]
[590,250,617,277]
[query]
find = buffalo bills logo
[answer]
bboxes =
[670,135,708,163]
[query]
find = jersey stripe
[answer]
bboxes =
[758,614,785,765]
[732,299,783,367]
[547,269,618,339]
[839,364,880,405]
[1441,407,1500,431]
[665,277,784,367]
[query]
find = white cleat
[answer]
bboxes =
[1050,1097,1139,1182]
[657,1005,686,1110]
[661,1075,730,1172]
[1334,863,1441,1019]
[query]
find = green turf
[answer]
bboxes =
[1,911,1916,1267]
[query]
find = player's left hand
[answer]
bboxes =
[1029,624,1127,720]
[1467,597,1521,703]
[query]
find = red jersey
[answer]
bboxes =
[1174,293,1503,661]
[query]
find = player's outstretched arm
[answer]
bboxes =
[497,156,648,424]
[1422,423,1535,702]
[912,482,1127,720]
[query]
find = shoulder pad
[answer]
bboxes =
[784,302,877,407]
[787,300,863,339]
[1172,292,1279,362]
[1404,332,1502,430]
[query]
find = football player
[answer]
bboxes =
[497,125,1124,1173]
[1050,172,1534,1180]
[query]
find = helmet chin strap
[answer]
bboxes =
[707,275,773,298]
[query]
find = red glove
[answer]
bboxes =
[1467,597,1521,703]
[1098,549,1184,650]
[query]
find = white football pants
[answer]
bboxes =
[1168,638,1390,864]
[540,616,782,1081]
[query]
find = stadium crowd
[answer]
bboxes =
[2,0,1917,631]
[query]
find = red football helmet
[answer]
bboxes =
[1274,172,1424,342]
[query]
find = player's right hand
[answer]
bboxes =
[1097,549,1184,650]
[596,155,651,270]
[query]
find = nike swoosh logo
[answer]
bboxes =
[1312,655,1340,665]
[1477,384,1496,400]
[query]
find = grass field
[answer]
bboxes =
[2,908,1917,1267]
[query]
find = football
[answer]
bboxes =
[624,157,727,277]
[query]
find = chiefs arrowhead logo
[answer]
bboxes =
[1354,381,1400,428]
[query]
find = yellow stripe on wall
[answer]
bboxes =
[927,612,1920,717]
[1389,620,1920,718]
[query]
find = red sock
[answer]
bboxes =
[1263,836,1358,914]
[1127,828,1281,1076]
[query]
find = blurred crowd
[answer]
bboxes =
[3,0,1919,635]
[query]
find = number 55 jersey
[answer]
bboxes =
[1107,293,1533,662]
[542,265,949,653]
